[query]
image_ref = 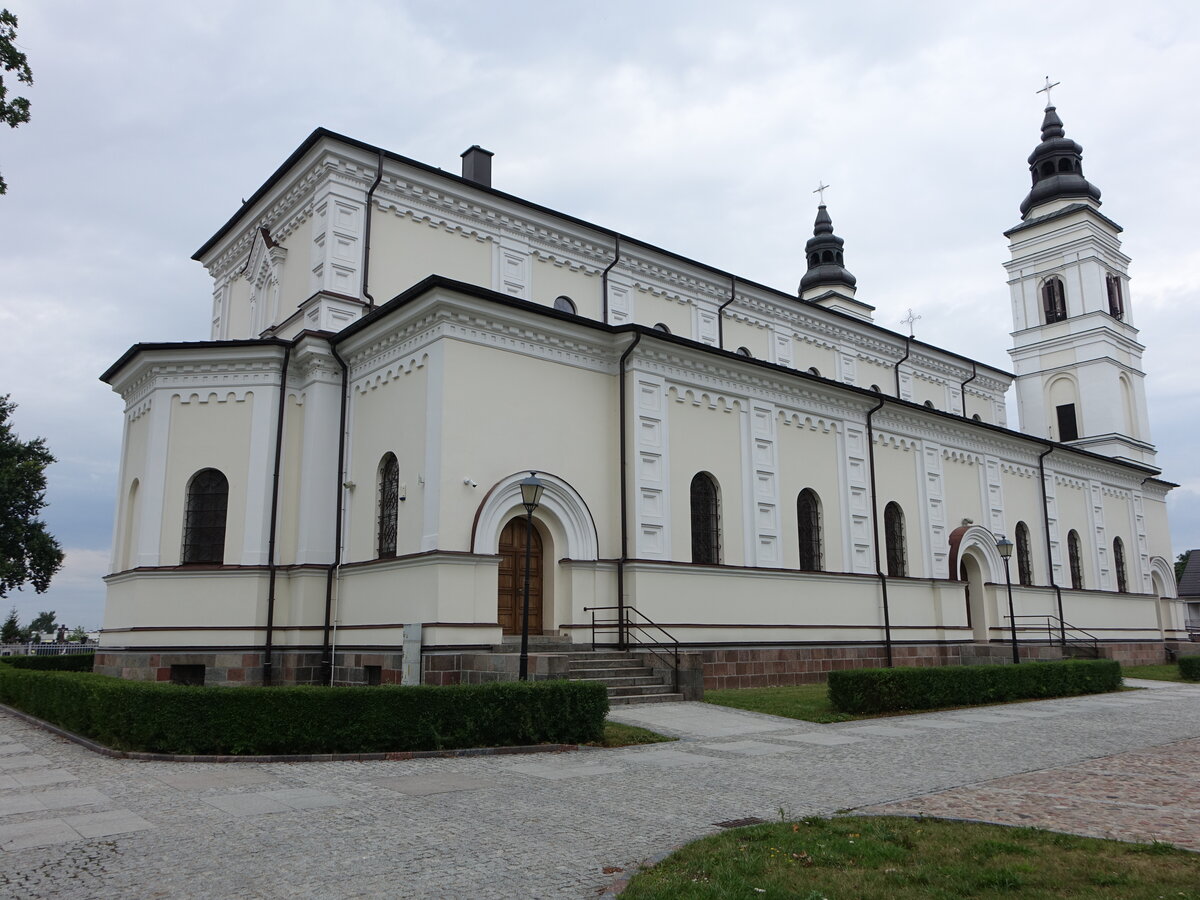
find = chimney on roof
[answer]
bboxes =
[460,145,494,187]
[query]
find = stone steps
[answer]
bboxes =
[564,650,679,705]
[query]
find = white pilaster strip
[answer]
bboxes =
[922,442,947,578]
[634,374,670,558]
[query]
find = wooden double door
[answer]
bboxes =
[498,517,543,635]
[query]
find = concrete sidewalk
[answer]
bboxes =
[0,681,1198,898]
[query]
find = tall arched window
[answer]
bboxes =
[797,489,822,572]
[1042,277,1067,323]
[690,472,720,565]
[1015,521,1033,586]
[1068,529,1084,590]
[1105,274,1123,320]
[182,468,229,565]
[377,453,400,558]
[884,502,907,577]
[1113,537,1128,593]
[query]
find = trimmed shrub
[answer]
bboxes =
[0,653,95,672]
[0,670,608,754]
[827,659,1121,715]
[1180,655,1200,682]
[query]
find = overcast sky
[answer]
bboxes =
[1,0,1197,630]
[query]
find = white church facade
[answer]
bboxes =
[95,102,1185,689]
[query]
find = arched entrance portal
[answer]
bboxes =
[961,552,989,643]
[498,517,543,635]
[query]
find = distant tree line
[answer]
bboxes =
[1,607,88,643]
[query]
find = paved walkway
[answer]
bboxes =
[0,680,1196,898]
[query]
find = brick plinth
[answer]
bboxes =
[93,649,403,687]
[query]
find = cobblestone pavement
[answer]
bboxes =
[0,680,1197,898]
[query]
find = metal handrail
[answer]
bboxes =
[1007,614,1100,656]
[582,605,680,694]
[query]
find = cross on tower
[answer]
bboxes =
[1037,75,1060,107]
[813,181,830,205]
[900,308,921,338]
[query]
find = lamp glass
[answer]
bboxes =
[996,536,1014,559]
[519,472,544,512]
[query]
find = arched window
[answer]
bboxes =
[377,453,399,558]
[884,502,907,577]
[870,384,882,393]
[1058,158,1073,173]
[736,346,752,357]
[553,295,576,314]
[1015,521,1033,586]
[653,323,670,334]
[1113,537,1128,593]
[1105,275,1123,320]
[1068,530,1084,589]
[808,367,821,377]
[690,472,720,565]
[797,489,822,572]
[1042,277,1067,323]
[972,413,982,421]
[923,400,935,409]
[182,468,229,565]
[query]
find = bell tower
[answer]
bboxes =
[1004,85,1156,466]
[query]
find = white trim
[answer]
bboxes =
[472,471,599,560]
[956,524,1005,584]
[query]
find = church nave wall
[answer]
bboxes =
[532,255,602,320]
[871,435,925,577]
[775,417,845,572]
[368,211,494,305]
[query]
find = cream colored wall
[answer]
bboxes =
[437,339,618,557]
[101,570,266,642]
[115,412,150,571]
[276,395,305,565]
[666,392,746,566]
[722,318,769,359]
[160,394,255,565]
[858,358,893,393]
[910,377,946,410]
[1055,481,1092,587]
[226,279,253,339]
[1002,468,1044,579]
[776,418,844,571]
[1102,492,1134,550]
[795,341,837,377]
[344,363,429,562]
[367,212,493,301]
[531,256,601,319]
[942,456,984,528]
[1143,493,1172,562]
[637,290,693,338]
[874,439,923,576]
[278,220,312,315]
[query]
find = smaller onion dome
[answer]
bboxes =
[1019,106,1102,217]
[799,205,857,294]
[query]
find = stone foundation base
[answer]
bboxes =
[1093,642,1169,666]
[422,651,570,685]
[93,649,404,687]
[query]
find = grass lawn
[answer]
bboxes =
[619,815,1200,899]
[704,682,862,723]
[1122,663,1184,682]
[597,721,675,747]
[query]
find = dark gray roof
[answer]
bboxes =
[1178,551,1200,598]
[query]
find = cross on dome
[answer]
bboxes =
[1037,76,1060,107]
[813,181,830,205]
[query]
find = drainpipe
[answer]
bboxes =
[616,330,643,650]
[865,396,894,667]
[893,337,911,398]
[601,234,622,324]
[959,361,977,418]
[261,343,292,686]
[717,275,736,350]
[1037,446,1065,646]
[361,150,384,309]
[321,341,351,683]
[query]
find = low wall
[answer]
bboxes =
[92,649,404,687]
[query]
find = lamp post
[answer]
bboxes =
[996,535,1019,664]
[518,472,544,681]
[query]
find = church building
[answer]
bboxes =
[95,99,1186,691]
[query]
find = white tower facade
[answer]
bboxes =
[1005,105,1157,466]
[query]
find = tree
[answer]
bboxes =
[68,625,87,643]
[0,396,63,597]
[0,606,20,642]
[1,8,33,195]
[1177,550,1192,582]
[28,609,54,633]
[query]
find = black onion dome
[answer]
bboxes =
[1019,106,1102,217]
[799,205,857,293]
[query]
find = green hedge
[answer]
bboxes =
[827,659,1121,714]
[1180,656,1200,682]
[0,669,608,754]
[0,652,95,672]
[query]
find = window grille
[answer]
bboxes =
[1068,530,1084,589]
[1016,521,1033,586]
[797,489,822,572]
[884,502,907,577]
[1113,537,1128,593]
[377,453,399,558]
[553,295,576,314]
[690,473,720,564]
[182,468,228,564]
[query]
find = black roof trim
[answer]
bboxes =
[193,128,1013,381]
[100,338,289,385]
[1005,202,1123,238]
[333,275,1159,479]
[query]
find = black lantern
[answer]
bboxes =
[518,472,543,680]
[996,535,1019,664]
